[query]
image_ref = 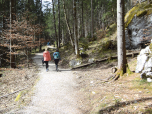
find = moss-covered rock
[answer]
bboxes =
[125,2,152,49]
[79,42,89,51]
[125,1,152,28]
[79,48,88,58]
[136,10,147,17]
[149,43,152,49]
[100,38,116,51]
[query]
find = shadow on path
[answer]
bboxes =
[99,97,152,113]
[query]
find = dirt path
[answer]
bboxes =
[13,53,82,114]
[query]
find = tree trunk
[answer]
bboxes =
[11,0,16,21]
[10,0,16,68]
[62,0,74,46]
[58,0,60,48]
[91,0,94,38]
[81,1,85,37]
[84,21,88,37]
[39,0,42,52]
[62,28,64,45]
[73,0,79,57]
[0,0,2,67]
[1,0,7,67]
[117,0,127,74]
[52,0,58,49]
[101,5,105,30]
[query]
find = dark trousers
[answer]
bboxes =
[44,61,49,69]
[54,59,59,65]
[54,59,59,69]
[42,59,44,65]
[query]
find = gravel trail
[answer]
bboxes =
[13,53,82,114]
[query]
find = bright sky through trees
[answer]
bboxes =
[42,0,52,11]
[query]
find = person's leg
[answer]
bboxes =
[54,60,57,70]
[55,59,59,71]
[42,59,44,66]
[44,61,49,71]
[46,61,48,69]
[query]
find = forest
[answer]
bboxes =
[0,0,135,69]
[1,0,152,113]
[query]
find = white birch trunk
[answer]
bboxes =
[62,0,74,46]
[58,0,60,48]
[91,0,93,38]
[117,0,127,73]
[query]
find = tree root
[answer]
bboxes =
[105,68,123,82]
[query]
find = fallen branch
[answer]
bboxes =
[72,63,94,69]
[0,87,28,99]
[72,51,139,70]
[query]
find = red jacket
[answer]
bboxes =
[43,51,51,61]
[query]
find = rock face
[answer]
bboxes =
[69,59,82,68]
[125,1,152,50]
[135,45,152,80]
[125,14,152,49]
[88,58,95,63]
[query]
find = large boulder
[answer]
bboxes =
[69,59,82,68]
[79,48,88,58]
[136,44,152,81]
[125,2,152,49]
[135,54,148,73]
[135,46,150,73]
[88,58,95,63]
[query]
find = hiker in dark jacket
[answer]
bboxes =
[53,49,61,71]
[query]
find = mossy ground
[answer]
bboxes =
[74,57,152,114]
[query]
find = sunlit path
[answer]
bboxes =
[11,53,82,114]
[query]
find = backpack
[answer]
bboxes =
[54,52,59,59]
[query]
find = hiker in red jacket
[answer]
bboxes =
[43,47,51,72]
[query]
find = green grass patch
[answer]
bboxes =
[99,103,108,109]
[143,108,152,113]
[130,78,152,91]
[106,23,117,37]
[126,64,133,75]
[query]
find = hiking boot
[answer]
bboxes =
[46,68,49,72]
[55,65,59,71]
